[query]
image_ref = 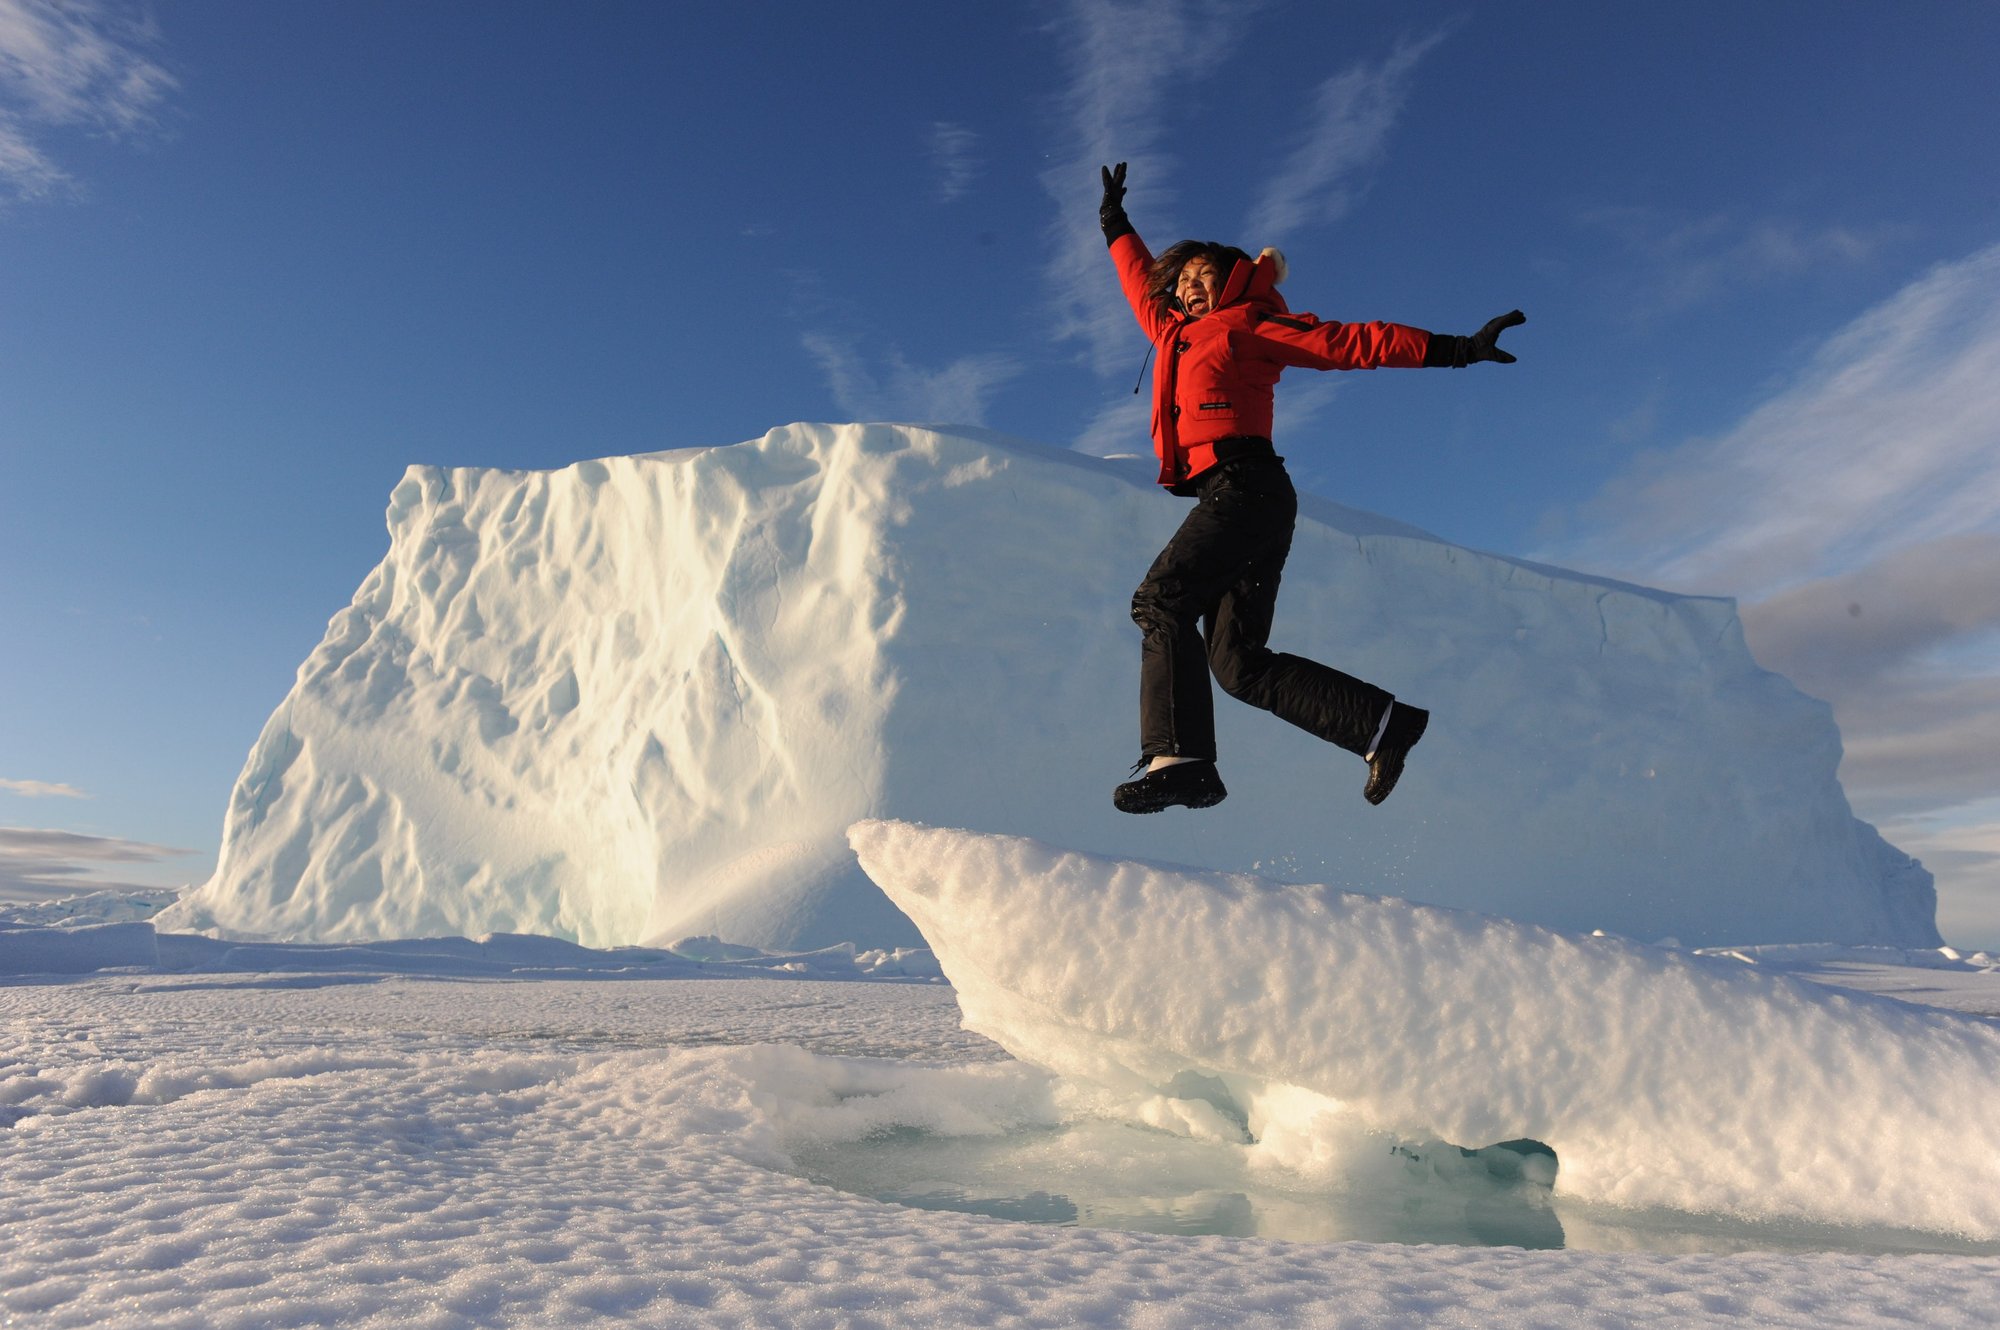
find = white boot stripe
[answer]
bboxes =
[1365,702,1394,762]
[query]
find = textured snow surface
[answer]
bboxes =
[162,423,1935,949]
[852,820,2000,1240]
[6,971,1999,1329]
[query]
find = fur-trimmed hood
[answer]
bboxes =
[1216,246,1289,312]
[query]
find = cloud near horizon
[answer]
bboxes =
[0,778,90,798]
[1545,241,2000,940]
[0,0,176,202]
[0,825,196,900]
[1745,575,2000,818]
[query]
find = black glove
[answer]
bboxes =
[1100,162,1133,246]
[1468,309,1526,363]
[1424,309,1526,368]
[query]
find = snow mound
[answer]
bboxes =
[0,921,159,974]
[163,423,1934,949]
[0,889,178,928]
[850,819,2000,1239]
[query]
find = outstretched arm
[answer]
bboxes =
[1249,309,1433,371]
[1252,307,1526,372]
[1099,162,1169,343]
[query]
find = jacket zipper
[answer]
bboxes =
[1159,316,1188,479]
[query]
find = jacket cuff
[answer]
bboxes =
[1422,333,1468,368]
[1101,207,1135,247]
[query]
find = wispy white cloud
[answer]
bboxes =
[1039,0,1264,374]
[0,778,90,798]
[0,825,194,899]
[0,0,175,202]
[802,332,1024,426]
[928,121,980,203]
[1072,393,1152,458]
[1270,376,1344,443]
[0,114,58,194]
[1579,206,1903,315]
[1545,242,2000,945]
[1553,242,2000,599]
[1040,3,1444,382]
[1243,30,1447,246]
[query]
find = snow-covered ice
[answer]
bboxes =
[17,422,1992,1324]
[851,819,2000,1241]
[161,424,1934,952]
[6,938,2000,1328]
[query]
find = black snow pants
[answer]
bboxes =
[1131,447,1392,762]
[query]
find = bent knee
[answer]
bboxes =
[1211,652,1273,701]
[1131,582,1196,631]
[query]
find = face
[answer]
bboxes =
[1176,255,1221,317]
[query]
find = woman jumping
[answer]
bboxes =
[1099,162,1524,814]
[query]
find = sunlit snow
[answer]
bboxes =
[13,424,1996,1325]
[160,425,1933,951]
[5,917,2000,1328]
[851,819,2000,1240]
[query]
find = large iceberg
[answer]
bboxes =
[162,423,1936,948]
[850,819,2000,1239]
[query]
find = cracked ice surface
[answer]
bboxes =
[850,819,2000,1240]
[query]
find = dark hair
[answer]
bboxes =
[1145,240,1253,316]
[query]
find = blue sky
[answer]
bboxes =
[3,1,1997,944]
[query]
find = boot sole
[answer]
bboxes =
[1113,782,1228,814]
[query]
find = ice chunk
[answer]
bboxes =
[850,819,2000,1239]
[0,889,178,928]
[163,424,1937,949]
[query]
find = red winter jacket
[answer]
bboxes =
[1110,230,1433,491]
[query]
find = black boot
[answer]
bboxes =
[1114,760,1227,814]
[1363,705,1429,806]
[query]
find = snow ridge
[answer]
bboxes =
[852,819,2000,1239]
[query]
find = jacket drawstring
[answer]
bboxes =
[1132,342,1155,394]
